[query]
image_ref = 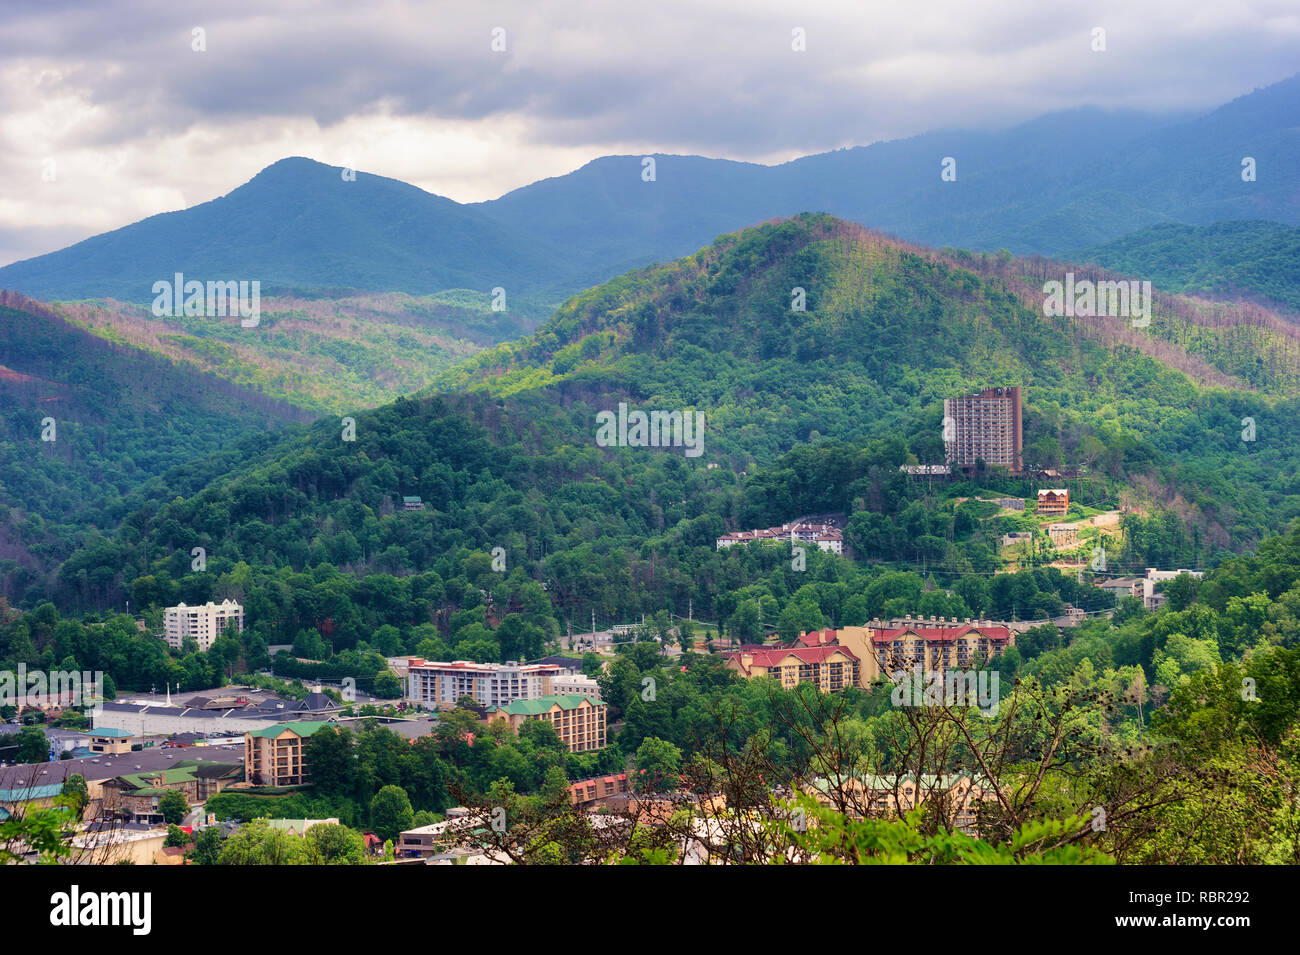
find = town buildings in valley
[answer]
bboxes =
[723,619,1016,690]
[716,515,845,554]
[404,659,598,710]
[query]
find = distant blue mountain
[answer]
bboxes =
[2,73,1297,305]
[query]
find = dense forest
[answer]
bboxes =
[1076,220,1300,314]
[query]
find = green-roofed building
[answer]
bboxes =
[486,694,606,753]
[100,759,243,824]
[244,721,336,787]
[88,726,137,755]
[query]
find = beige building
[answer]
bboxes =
[1142,567,1204,610]
[871,623,1013,671]
[545,672,602,700]
[724,644,862,692]
[944,386,1023,474]
[164,600,245,652]
[243,721,333,787]
[486,695,607,752]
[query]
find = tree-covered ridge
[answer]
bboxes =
[0,157,577,304]
[431,216,1300,538]
[51,289,552,415]
[15,213,1300,619]
[0,293,310,587]
[440,214,1300,431]
[1075,220,1300,314]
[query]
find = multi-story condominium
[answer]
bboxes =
[944,386,1023,474]
[1036,488,1069,516]
[486,694,607,752]
[724,645,862,692]
[243,721,333,787]
[872,623,1013,671]
[405,660,566,710]
[545,672,603,700]
[163,599,244,652]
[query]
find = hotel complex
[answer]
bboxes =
[404,660,599,710]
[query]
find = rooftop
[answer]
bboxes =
[872,624,1012,645]
[244,721,335,740]
[0,744,246,791]
[486,694,601,716]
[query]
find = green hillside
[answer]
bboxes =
[20,216,1300,630]
[1075,220,1300,313]
[53,289,550,414]
[8,216,1300,869]
[0,293,311,592]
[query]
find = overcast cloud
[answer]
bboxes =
[1,0,1297,265]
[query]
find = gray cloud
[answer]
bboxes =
[1,0,1297,264]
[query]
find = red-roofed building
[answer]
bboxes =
[795,629,837,647]
[723,644,860,692]
[872,624,1012,670]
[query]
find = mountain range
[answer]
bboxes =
[2,74,1297,307]
[11,213,1300,611]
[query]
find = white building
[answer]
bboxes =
[546,672,603,700]
[1143,568,1204,611]
[716,519,844,554]
[405,660,566,710]
[163,600,244,652]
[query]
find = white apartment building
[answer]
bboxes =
[405,660,566,710]
[546,672,603,700]
[163,600,245,651]
[1143,568,1204,611]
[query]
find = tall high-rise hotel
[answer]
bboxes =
[944,386,1023,474]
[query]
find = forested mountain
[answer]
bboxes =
[3,74,1297,306]
[17,216,1300,637]
[441,212,1300,460]
[0,292,312,590]
[0,157,573,304]
[52,289,548,414]
[1076,221,1300,314]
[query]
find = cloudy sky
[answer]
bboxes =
[1,0,1297,266]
